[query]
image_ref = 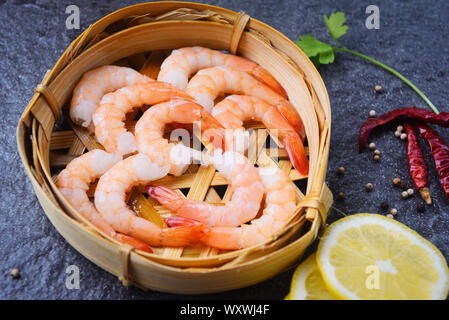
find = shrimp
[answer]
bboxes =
[135,99,226,176]
[94,154,205,246]
[158,46,287,98]
[147,150,264,227]
[92,81,192,156]
[212,95,308,175]
[57,150,153,253]
[166,166,297,250]
[186,66,306,140]
[70,65,152,130]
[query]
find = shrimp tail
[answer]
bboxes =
[276,102,306,141]
[146,185,184,211]
[163,217,207,245]
[200,111,227,151]
[112,233,153,253]
[283,131,309,176]
[252,66,288,99]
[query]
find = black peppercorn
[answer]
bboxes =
[417,203,425,213]
[400,181,407,190]
[380,201,389,211]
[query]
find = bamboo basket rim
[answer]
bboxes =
[16,1,332,279]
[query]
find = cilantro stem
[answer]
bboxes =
[331,46,439,114]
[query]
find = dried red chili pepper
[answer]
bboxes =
[416,122,449,201]
[359,107,449,151]
[404,122,431,204]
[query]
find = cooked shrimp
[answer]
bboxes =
[212,95,308,175]
[70,65,152,130]
[135,99,226,176]
[92,81,192,155]
[94,154,205,246]
[186,66,306,140]
[57,150,153,253]
[147,150,264,227]
[158,46,287,98]
[166,166,297,250]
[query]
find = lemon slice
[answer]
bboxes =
[286,253,336,300]
[317,214,449,300]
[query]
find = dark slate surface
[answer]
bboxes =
[1,0,448,299]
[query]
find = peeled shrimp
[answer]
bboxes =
[92,81,192,155]
[186,66,306,140]
[94,154,204,246]
[135,99,226,176]
[57,150,153,252]
[158,46,287,98]
[147,150,264,227]
[212,95,308,175]
[70,65,152,129]
[167,166,297,250]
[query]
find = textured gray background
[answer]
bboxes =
[1,0,448,299]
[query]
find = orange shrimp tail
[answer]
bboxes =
[112,233,153,253]
[200,111,227,151]
[252,66,288,99]
[283,132,309,176]
[163,217,207,246]
[146,185,183,211]
[276,102,306,141]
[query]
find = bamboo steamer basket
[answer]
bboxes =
[16,1,333,294]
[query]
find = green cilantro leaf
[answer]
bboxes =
[323,12,348,41]
[294,11,438,113]
[296,35,335,67]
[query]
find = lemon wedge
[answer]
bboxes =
[285,253,336,300]
[317,214,449,300]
